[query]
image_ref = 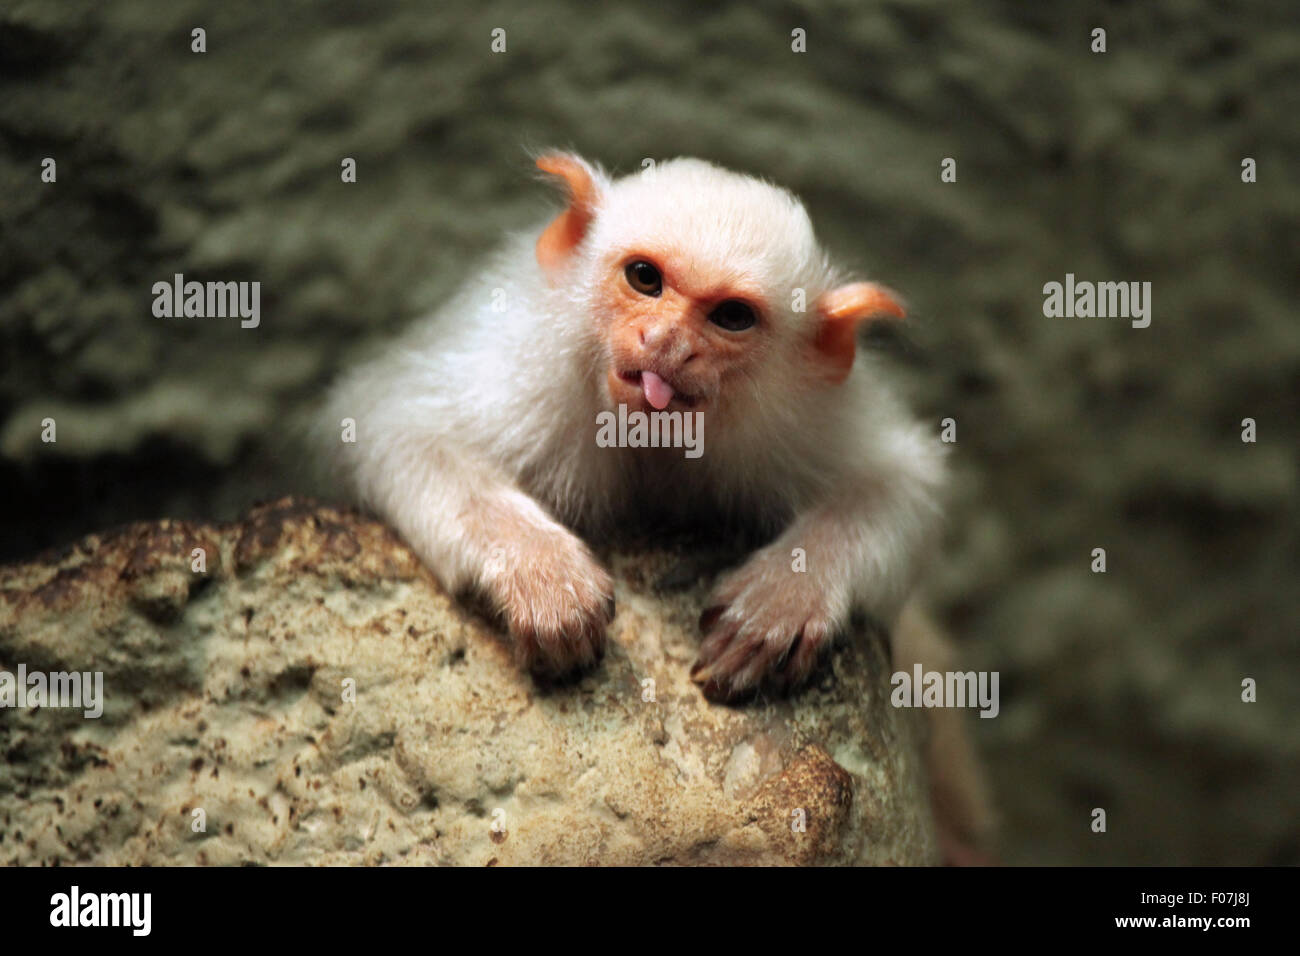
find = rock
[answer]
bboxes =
[0,497,937,865]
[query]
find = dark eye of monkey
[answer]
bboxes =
[624,260,662,296]
[707,299,758,332]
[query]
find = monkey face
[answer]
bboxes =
[593,246,771,418]
[533,152,907,418]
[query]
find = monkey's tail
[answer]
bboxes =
[893,601,1000,866]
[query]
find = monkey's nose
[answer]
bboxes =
[639,319,680,349]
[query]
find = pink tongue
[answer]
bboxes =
[641,371,675,410]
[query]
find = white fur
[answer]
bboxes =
[321,155,945,632]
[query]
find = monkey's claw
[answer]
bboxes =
[692,614,832,702]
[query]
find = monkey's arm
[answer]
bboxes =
[342,429,612,676]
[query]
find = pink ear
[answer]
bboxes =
[535,153,601,273]
[814,282,906,383]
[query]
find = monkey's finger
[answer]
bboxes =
[512,625,544,672]
[735,630,805,693]
[699,604,726,632]
[698,676,754,704]
[693,616,740,668]
[557,631,599,673]
[693,649,760,703]
[690,649,731,689]
[784,621,832,687]
[521,616,605,676]
[693,628,769,696]
[569,619,606,670]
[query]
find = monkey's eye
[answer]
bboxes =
[707,300,758,332]
[624,261,662,296]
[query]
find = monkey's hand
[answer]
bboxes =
[483,526,614,678]
[690,464,940,702]
[691,544,846,702]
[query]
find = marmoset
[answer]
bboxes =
[322,152,946,703]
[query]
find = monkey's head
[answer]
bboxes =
[534,151,904,427]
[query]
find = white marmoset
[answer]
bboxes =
[322,152,948,704]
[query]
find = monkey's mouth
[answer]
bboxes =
[617,369,700,410]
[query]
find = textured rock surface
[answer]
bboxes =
[0,498,936,865]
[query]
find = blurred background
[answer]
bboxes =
[1,0,1296,864]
